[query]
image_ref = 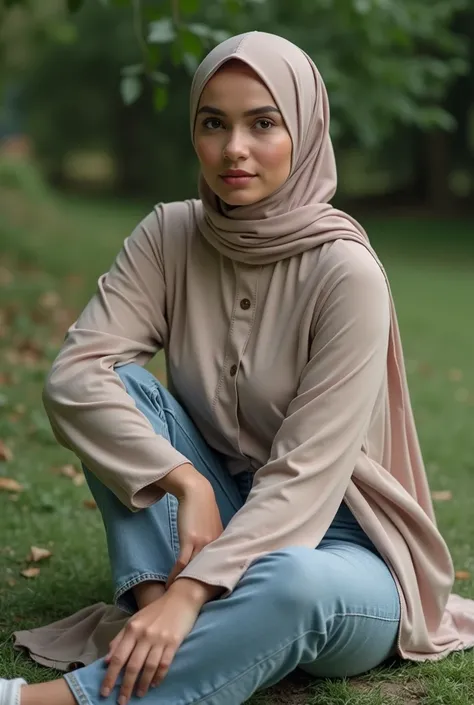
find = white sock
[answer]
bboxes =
[0,678,27,705]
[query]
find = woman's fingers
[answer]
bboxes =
[118,641,152,705]
[151,644,177,687]
[136,645,164,695]
[104,631,122,661]
[100,628,135,697]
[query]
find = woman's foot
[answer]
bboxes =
[0,678,27,705]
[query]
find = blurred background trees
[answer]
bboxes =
[1,0,473,211]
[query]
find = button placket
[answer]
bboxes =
[215,264,260,453]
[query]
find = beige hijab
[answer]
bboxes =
[190,30,369,265]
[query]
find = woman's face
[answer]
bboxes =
[194,61,292,206]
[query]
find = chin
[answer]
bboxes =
[219,189,263,207]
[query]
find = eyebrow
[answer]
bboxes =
[197,105,281,117]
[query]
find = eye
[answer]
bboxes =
[202,117,223,130]
[255,119,274,130]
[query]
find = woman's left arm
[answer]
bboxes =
[176,242,391,594]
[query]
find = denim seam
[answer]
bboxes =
[191,615,399,705]
[64,672,92,705]
[114,572,168,607]
[331,611,400,622]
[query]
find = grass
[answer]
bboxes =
[0,189,473,704]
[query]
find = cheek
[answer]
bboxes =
[257,134,292,177]
[194,137,221,170]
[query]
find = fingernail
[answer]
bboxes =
[101,687,110,697]
[137,690,145,697]
[118,697,126,705]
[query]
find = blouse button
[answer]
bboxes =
[240,298,251,310]
[230,364,237,377]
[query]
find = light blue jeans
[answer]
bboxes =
[64,363,400,705]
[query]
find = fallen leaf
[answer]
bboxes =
[0,266,13,285]
[0,477,23,492]
[38,291,60,309]
[6,578,16,587]
[83,499,97,510]
[0,440,13,462]
[431,490,452,501]
[28,546,52,562]
[455,570,471,581]
[64,273,83,287]
[7,413,21,424]
[58,464,78,479]
[72,473,85,487]
[448,368,463,382]
[21,567,40,579]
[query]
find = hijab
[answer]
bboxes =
[189,30,371,266]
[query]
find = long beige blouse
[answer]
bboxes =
[42,200,474,662]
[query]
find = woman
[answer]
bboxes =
[3,30,474,705]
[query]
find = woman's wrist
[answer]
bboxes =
[157,463,207,499]
[167,577,224,607]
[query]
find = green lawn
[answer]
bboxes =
[0,191,473,704]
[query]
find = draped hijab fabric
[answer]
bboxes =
[190,30,370,265]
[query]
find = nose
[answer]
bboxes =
[223,128,250,161]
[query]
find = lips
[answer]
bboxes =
[221,170,254,177]
[219,170,256,188]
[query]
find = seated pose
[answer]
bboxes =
[3,30,474,705]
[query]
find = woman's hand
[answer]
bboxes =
[101,579,215,704]
[165,474,224,588]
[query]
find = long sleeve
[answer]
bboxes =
[178,244,391,593]
[43,210,190,510]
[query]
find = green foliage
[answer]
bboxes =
[100,0,470,146]
[1,0,472,201]
[4,0,469,146]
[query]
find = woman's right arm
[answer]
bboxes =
[43,209,196,510]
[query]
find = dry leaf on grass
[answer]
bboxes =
[83,499,97,510]
[21,567,40,579]
[0,266,13,285]
[455,570,471,581]
[0,372,14,386]
[0,477,23,492]
[448,368,463,382]
[6,578,16,587]
[38,291,61,309]
[72,473,85,487]
[28,546,52,562]
[431,490,452,501]
[58,464,78,479]
[0,440,13,462]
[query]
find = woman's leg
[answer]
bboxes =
[52,543,400,705]
[82,362,245,613]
